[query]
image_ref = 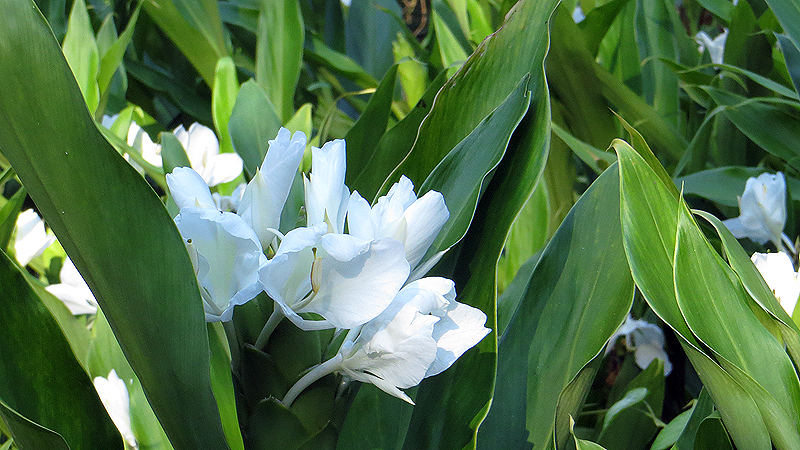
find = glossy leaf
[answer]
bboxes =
[228,80,282,178]
[345,0,405,81]
[256,0,304,122]
[0,2,230,449]
[479,164,634,450]
[0,250,122,450]
[0,402,70,450]
[61,0,99,113]
[212,56,240,156]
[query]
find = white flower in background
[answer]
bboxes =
[304,139,350,234]
[606,315,672,376]
[13,209,55,266]
[127,122,163,168]
[45,258,98,315]
[174,123,243,187]
[281,278,490,405]
[695,29,728,65]
[751,251,800,315]
[238,128,306,248]
[572,4,585,23]
[259,224,410,330]
[101,114,119,129]
[93,370,137,449]
[174,207,267,322]
[212,183,246,213]
[723,172,794,254]
[348,175,449,279]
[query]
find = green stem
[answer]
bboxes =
[255,306,285,350]
[222,320,240,370]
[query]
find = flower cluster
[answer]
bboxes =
[166,128,490,404]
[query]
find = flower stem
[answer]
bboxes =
[222,320,240,371]
[283,354,344,407]
[255,306,285,350]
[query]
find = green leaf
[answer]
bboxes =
[432,10,469,76]
[762,0,800,48]
[212,56,240,155]
[171,0,229,61]
[97,6,139,95]
[615,140,775,450]
[650,404,694,450]
[228,80,282,178]
[345,0,405,81]
[703,88,800,171]
[0,402,70,450]
[160,132,192,176]
[570,417,608,450]
[0,2,230,449]
[305,33,378,89]
[693,414,733,450]
[678,167,800,207]
[776,34,800,98]
[344,65,398,185]
[209,324,245,450]
[674,389,714,450]
[61,0,99,113]
[419,75,530,258]
[384,0,561,192]
[634,0,679,126]
[349,71,448,202]
[0,188,25,250]
[479,164,634,450]
[0,250,122,450]
[256,0,304,123]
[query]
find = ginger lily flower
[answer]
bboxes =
[751,251,800,316]
[259,224,410,332]
[348,175,449,278]
[93,370,137,449]
[45,257,98,316]
[281,277,490,405]
[304,139,350,233]
[695,29,728,65]
[723,172,794,254]
[174,207,267,322]
[174,123,243,187]
[606,315,672,376]
[238,128,305,248]
[13,209,55,266]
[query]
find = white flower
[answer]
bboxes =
[723,172,794,253]
[174,207,267,322]
[212,183,246,213]
[348,175,449,278]
[281,277,490,405]
[174,123,243,187]
[238,128,305,248]
[127,122,163,168]
[13,209,55,266]
[572,4,585,23]
[695,29,728,65]
[93,370,137,449]
[304,139,350,234]
[606,315,672,376]
[45,257,98,315]
[751,251,800,315]
[259,224,410,330]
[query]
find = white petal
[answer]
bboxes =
[14,209,55,266]
[402,190,449,269]
[346,191,375,240]
[166,167,217,210]
[305,139,349,233]
[303,236,410,328]
[726,172,787,247]
[634,344,673,376]
[175,208,266,322]
[239,128,304,246]
[752,251,800,315]
[93,370,137,448]
[46,258,98,316]
[213,183,246,212]
[426,301,490,377]
[202,152,244,187]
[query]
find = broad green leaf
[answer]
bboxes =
[393,34,428,108]
[479,164,634,450]
[34,0,68,41]
[444,0,470,38]
[406,69,551,450]
[553,355,603,450]
[385,0,561,193]
[345,65,398,184]
[0,402,70,450]
[209,323,245,450]
[61,0,99,113]
[674,389,714,450]
[0,2,230,449]
[602,387,649,432]
[336,386,413,450]
[256,0,304,122]
[212,56,240,155]
[570,417,608,450]
[349,71,448,202]
[0,188,25,250]
[703,88,800,170]
[345,0,405,81]
[551,123,616,174]
[419,75,530,256]
[228,80,282,178]
[695,0,733,22]
[496,184,548,295]
[160,132,192,176]
[141,0,224,86]
[615,140,773,450]
[776,34,800,98]
[0,250,122,450]
[693,415,733,450]
[305,33,378,89]
[763,0,800,48]
[171,0,229,58]
[124,59,214,124]
[650,404,694,450]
